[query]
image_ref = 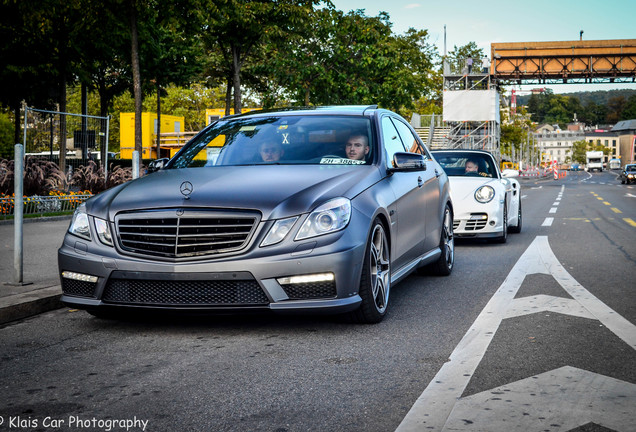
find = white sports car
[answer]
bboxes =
[431,149,521,243]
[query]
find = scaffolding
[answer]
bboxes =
[441,63,501,158]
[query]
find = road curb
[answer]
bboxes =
[0,285,64,325]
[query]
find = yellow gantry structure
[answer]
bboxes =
[491,39,636,84]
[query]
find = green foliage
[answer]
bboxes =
[259,8,439,115]
[570,139,610,164]
[446,42,485,74]
[0,111,15,159]
[523,89,636,126]
[501,107,533,158]
[571,140,588,163]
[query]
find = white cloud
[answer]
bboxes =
[404,3,421,9]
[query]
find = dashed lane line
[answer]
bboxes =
[624,218,636,227]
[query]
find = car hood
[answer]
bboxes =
[447,177,505,201]
[86,165,383,221]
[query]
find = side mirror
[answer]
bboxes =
[389,152,426,172]
[502,169,519,178]
[147,158,169,173]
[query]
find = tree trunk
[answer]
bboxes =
[304,87,310,106]
[58,76,67,175]
[225,78,232,116]
[156,83,161,159]
[231,44,242,114]
[81,83,88,165]
[130,0,143,170]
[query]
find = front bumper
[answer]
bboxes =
[452,200,504,238]
[58,230,365,315]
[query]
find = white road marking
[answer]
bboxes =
[552,201,560,206]
[542,218,554,226]
[549,207,558,213]
[503,295,594,319]
[396,236,636,431]
[444,366,636,432]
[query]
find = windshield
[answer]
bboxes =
[433,152,498,178]
[169,115,374,168]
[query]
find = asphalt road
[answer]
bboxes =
[1,170,634,432]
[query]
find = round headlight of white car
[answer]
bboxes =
[475,185,495,203]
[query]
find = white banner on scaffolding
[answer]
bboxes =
[443,90,500,122]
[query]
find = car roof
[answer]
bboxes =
[431,149,495,157]
[223,105,381,120]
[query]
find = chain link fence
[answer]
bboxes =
[23,106,111,181]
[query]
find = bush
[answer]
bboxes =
[70,160,135,193]
[0,157,135,196]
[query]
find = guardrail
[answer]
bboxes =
[0,193,92,219]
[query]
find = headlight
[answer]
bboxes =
[475,186,495,203]
[94,218,113,247]
[68,203,91,240]
[296,197,351,240]
[261,216,298,247]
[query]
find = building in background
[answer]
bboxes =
[611,120,636,166]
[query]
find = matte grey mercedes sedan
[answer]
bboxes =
[58,105,454,323]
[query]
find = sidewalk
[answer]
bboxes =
[0,217,70,325]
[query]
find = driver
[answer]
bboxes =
[465,158,480,174]
[345,134,369,161]
[259,141,284,162]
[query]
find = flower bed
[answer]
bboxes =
[0,191,92,219]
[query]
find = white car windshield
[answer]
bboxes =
[433,152,498,178]
[170,115,374,168]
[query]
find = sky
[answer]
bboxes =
[330,0,636,94]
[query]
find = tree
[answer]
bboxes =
[544,94,572,126]
[606,95,626,124]
[571,139,610,164]
[202,0,322,115]
[260,8,439,114]
[621,94,636,120]
[446,42,484,74]
[500,107,533,161]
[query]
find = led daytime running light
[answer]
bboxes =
[62,271,98,283]
[277,273,335,285]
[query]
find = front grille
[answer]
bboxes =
[116,210,258,258]
[62,279,97,298]
[465,213,488,231]
[102,279,269,306]
[282,281,337,300]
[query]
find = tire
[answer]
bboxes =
[421,204,454,276]
[492,205,508,243]
[350,218,390,324]
[509,199,522,233]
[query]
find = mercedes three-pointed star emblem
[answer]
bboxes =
[180,181,193,199]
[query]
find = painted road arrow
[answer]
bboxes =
[396,236,636,432]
